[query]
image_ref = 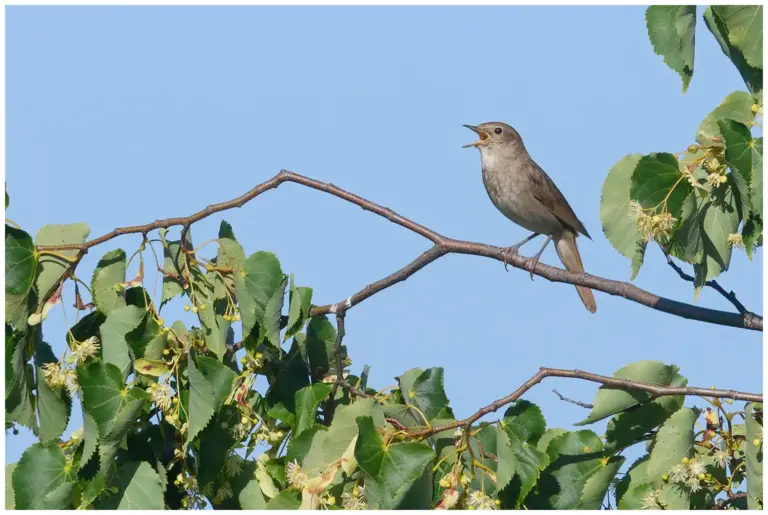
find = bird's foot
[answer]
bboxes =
[501,245,521,272]
[527,256,540,280]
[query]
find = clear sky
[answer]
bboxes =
[6,5,763,474]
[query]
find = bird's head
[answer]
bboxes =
[462,122,524,154]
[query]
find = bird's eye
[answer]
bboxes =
[494,127,503,135]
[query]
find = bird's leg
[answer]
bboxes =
[527,234,553,280]
[501,232,540,271]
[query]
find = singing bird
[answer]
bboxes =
[463,122,596,313]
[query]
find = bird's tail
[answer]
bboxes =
[554,231,597,313]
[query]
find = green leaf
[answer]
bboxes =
[495,401,550,506]
[302,397,385,476]
[99,305,144,380]
[714,6,762,69]
[503,400,546,444]
[647,407,698,482]
[578,455,625,509]
[239,473,268,510]
[5,463,16,509]
[285,276,312,341]
[286,426,324,465]
[195,269,230,360]
[719,119,753,219]
[188,357,215,443]
[400,367,452,422]
[669,192,706,263]
[34,223,90,308]
[264,275,287,348]
[645,6,696,91]
[265,490,301,509]
[605,372,687,451]
[743,214,762,259]
[7,328,37,431]
[13,442,76,509]
[159,229,193,307]
[125,308,168,361]
[36,351,72,442]
[751,137,763,219]
[355,415,435,509]
[745,403,763,509]
[696,91,757,146]
[304,315,342,380]
[234,251,283,335]
[5,226,36,296]
[630,153,692,219]
[197,405,239,486]
[197,355,237,408]
[81,409,99,471]
[600,154,648,276]
[615,455,649,507]
[577,361,680,425]
[704,8,762,95]
[526,430,606,509]
[90,249,127,315]
[78,362,148,439]
[697,184,740,284]
[294,383,332,437]
[213,220,245,301]
[98,461,165,509]
[133,358,170,377]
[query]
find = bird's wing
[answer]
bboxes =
[527,160,591,239]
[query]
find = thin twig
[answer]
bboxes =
[406,367,763,439]
[323,308,347,424]
[712,492,748,509]
[663,251,750,315]
[552,389,594,409]
[36,170,763,332]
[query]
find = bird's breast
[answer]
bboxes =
[481,163,561,235]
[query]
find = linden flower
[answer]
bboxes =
[728,233,745,248]
[224,455,243,477]
[64,370,80,395]
[686,476,703,493]
[147,383,173,412]
[72,336,100,363]
[213,483,233,503]
[232,422,251,440]
[713,450,730,469]
[668,464,689,484]
[466,491,497,510]
[42,362,67,389]
[706,157,721,173]
[707,172,728,188]
[341,486,367,510]
[641,489,663,510]
[286,460,309,490]
[688,459,706,477]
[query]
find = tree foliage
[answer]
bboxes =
[4,6,763,510]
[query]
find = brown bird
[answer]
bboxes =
[463,121,596,313]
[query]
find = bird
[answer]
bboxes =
[463,121,596,313]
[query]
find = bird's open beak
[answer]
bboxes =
[462,125,490,148]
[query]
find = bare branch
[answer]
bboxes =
[552,389,594,409]
[663,250,752,316]
[405,366,763,439]
[36,170,763,332]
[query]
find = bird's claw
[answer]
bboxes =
[501,246,520,272]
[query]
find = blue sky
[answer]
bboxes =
[6,5,762,473]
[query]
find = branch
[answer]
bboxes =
[663,250,752,316]
[406,366,763,439]
[552,389,593,409]
[36,170,763,332]
[712,492,747,510]
[323,308,347,424]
